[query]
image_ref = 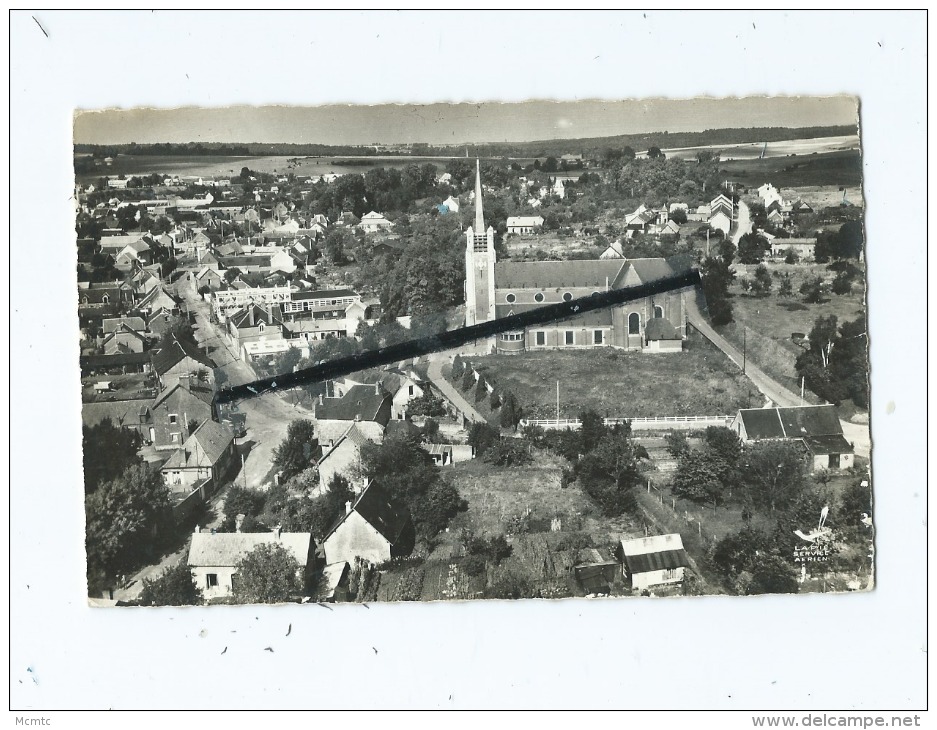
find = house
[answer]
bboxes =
[151,336,216,391]
[731,405,854,471]
[618,533,691,591]
[505,216,544,235]
[661,220,681,237]
[791,200,814,215]
[226,303,285,351]
[709,209,732,236]
[316,561,351,602]
[314,383,393,447]
[115,240,153,269]
[767,209,785,226]
[390,372,432,420]
[81,398,154,435]
[599,241,625,259]
[161,419,237,491]
[710,194,734,217]
[188,529,315,601]
[80,351,152,377]
[359,211,393,233]
[195,267,225,291]
[102,316,147,336]
[314,422,376,495]
[322,480,415,566]
[769,238,817,261]
[757,183,784,209]
[149,382,215,449]
[102,323,149,355]
[442,195,460,213]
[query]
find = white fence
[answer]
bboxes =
[519,415,734,431]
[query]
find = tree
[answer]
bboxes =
[742,441,807,514]
[324,226,353,265]
[647,146,665,160]
[751,264,772,296]
[700,254,735,326]
[579,409,607,454]
[712,526,771,583]
[778,274,794,297]
[139,562,203,606]
[232,542,302,604]
[831,271,853,295]
[467,422,500,458]
[737,233,768,264]
[410,481,467,539]
[85,464,172,588]
[575,429,643,516]
[672,450,731,506]
[837,220,864,259]
[704,426,742,467]
[82,418,143,494]
[670,208,688,224]
[450,355,465,379]
[746,554,799,595]
[499,391,523,431]
[799,275,825,303]
[272,419,319,483]
[542,156,559,173]
[665,430,690,459]
[461,369,475,391]
[840,479,873,526]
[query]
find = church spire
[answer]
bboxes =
[474,158,485,232]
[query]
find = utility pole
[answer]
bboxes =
[743,328,747,375]
[556,380,560,422]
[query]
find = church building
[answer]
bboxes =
[464,161,694,355]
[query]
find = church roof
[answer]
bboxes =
[493,260,628,289]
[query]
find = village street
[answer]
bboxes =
[426,354,487,425]
[731,199,752,244]
[176,275,313,491]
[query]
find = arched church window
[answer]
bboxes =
[628,312,640,334]
[654,305,664,318]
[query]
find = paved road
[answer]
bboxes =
[731,200,752,244]
[685,292,870,458]
[178,275,314,490]
[426,356,487,425]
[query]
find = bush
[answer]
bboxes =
[831,271,853,295]
[450,355,465,379]
[483,439,533,467]
[489,390,501,410]
[461,369,475,391]
[467,422,500,458]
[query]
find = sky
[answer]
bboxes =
[73,97,858,147]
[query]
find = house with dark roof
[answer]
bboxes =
[101,323,149,355]
[80,351,153,376]
[322,480,414,566]
[149,383,215,449]
[161,419,236,491]
[314,383,392,447]
[618,533,691,592]
[188,529,315,601]
[152,336,216,390]
[226,303,286,352]
[464,160,694,355]
[731,405,854,471]
[314,422,375,495]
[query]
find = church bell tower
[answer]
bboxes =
[464,159,496,326]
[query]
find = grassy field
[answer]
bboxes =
[467,330,753,420]
[720,149,862,189]
[718,261,867,413]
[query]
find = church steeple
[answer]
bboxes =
[474,158,485,232]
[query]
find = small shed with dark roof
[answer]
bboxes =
[618,533,691,591]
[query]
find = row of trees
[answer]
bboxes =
[795,315,869,408]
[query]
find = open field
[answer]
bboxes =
[467,330,754,420]
[718,261,867,412]
[720,149,862,189]
[660,133,858,161]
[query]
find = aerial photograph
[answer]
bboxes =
[74,96,872,607]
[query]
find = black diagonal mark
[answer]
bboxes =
[214,269,700,405]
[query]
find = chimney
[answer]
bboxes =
[318,393,324,406]
[374,381,381,395]
[345,501,353,516]
[235,514,245,533]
